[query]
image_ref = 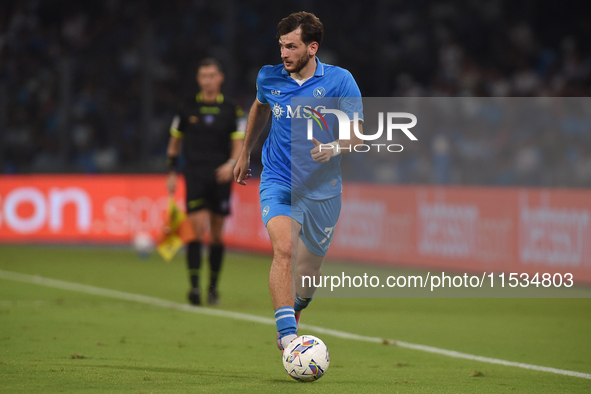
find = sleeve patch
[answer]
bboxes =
[170,115,184,138]
[170,128,184,138]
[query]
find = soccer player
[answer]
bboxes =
[166,58,245,306]
[234,12,363,350]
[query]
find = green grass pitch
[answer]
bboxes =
[0,244,590,393]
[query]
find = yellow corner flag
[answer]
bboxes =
[157,198,196,262]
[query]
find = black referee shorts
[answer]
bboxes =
[183,167,231,216]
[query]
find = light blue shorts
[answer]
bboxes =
[260,183,341,256]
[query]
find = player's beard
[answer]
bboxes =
[287,52,311,74]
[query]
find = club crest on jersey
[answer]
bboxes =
[272,102,284,119]
[313,86,326,98]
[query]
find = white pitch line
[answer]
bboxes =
[1,269,590,380]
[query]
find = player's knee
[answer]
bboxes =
[188,219,206,239]
[272,239,292,262]
[192,230,205,242]
[297,264,320,278]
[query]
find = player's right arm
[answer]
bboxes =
[166,115,184,195]
[234,98,270,185]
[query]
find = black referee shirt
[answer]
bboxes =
[170,93,244,167]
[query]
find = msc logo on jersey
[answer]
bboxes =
[272,102,284,119]
[313,86,326,98]
[262,205,270,217]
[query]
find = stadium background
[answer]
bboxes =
[1,1,591,392]
[2,0,591,181]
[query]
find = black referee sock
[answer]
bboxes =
[187,241,202,289]
[209,244,224,290]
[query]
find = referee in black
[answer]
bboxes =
[166,58,245,305]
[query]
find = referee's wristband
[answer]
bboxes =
[166,156,179,172]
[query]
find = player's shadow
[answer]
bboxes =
[267,379,305,384]
[63,363,252,379]
[267,378,358,385]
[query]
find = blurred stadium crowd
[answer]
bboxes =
[1,0,590,186]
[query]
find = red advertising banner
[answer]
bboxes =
[1,176,590,282]
[0,175,269,252]
[333,185,591,283]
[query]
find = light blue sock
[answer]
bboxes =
[294,295,312,313]
[275,306,297,337]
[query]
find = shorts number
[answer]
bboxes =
[318,226,334,245]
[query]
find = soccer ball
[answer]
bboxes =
[282,335,330,382]
[132,231,154,258]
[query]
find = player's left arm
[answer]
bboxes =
[310,121,363,163]
[311,70,363,163]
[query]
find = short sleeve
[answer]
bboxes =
[256,68,268,104]
[170,114,184,138]
[338,71,363,121]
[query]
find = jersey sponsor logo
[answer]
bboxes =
[313,86,326,98]
[200,107,221,114]
[286,104,326,119]
[262,205,270,217]
[304,107,328,131]
[271,89,281,95]
[272,103,284,120]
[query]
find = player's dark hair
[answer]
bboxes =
[197,58,223,73]
[276,11,323,45]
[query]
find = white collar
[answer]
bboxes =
[290,75,313,86]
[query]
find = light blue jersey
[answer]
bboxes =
[256,58,362,200]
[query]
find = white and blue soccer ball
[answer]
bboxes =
[282,335,330,382]
[132,231,154,258]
